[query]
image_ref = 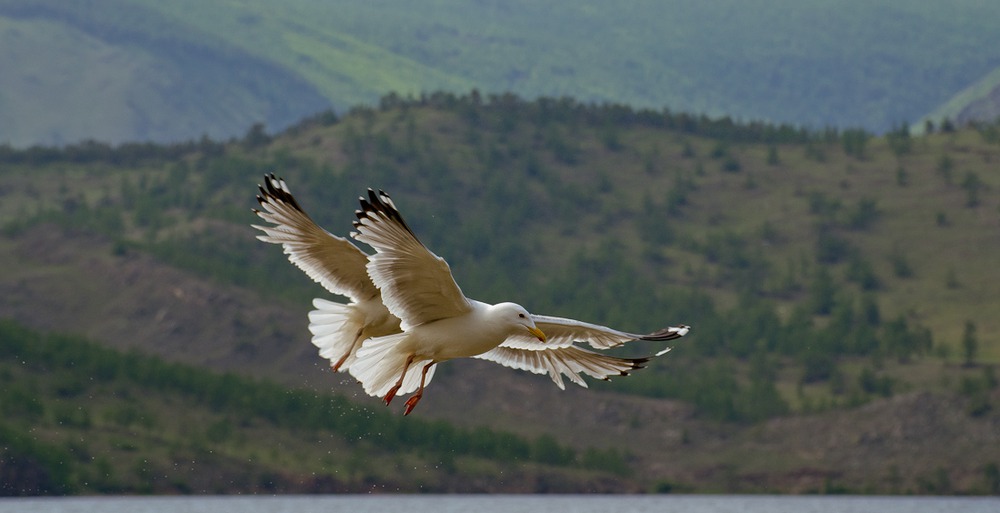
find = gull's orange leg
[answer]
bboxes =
[403,361,436,416]
[383,354,416,406]
[331,352,350,373]
[331,328,364,372]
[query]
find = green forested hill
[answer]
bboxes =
[1,97,999,493]
[3,0,1000,145]
[0,320,634,495]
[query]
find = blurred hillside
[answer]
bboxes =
[1,96,999,493]
[2,0,1000,145]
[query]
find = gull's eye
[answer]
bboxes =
[518,313,526,319]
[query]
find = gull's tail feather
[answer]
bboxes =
[308,298,366,372]
[350,334,436,398]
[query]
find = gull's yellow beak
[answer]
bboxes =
[527,326,547,342]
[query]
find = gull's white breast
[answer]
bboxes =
[406,301,511,360]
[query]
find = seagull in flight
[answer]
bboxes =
[253,175,689,415]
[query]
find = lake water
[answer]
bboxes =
[0,495,997,513]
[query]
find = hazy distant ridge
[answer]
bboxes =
[3,0,1000,146]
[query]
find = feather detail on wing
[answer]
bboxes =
[252,174,377,302]
[499,314,690,350]
[351,189,472,329]
[475,345,650,390]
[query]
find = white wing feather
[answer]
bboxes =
[252,174,377,302]
[351,189,472,329]
[499,314,689,350]
[475,345,649,390]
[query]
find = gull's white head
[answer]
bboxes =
[494,302,547,342]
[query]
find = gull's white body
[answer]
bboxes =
[253,175,689,414]
[388,301,530,360]
[350,301,533,399]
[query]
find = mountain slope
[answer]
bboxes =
[0,0,330,145]
[1,99,999,492]
[922,67,1000,130]
[4,0,1000,145]
[3,219,997,494]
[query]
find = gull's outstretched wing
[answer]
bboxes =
[252,174,377,302]
[474,344,651,390]
[351,189,472,329]
[499,314,689,350]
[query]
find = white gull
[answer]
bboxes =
[253,175,689,415]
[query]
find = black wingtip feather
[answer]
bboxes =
[256,173,305,213]
[355,188,417,237]
[639,325,690,342]
[607,356,651,381]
